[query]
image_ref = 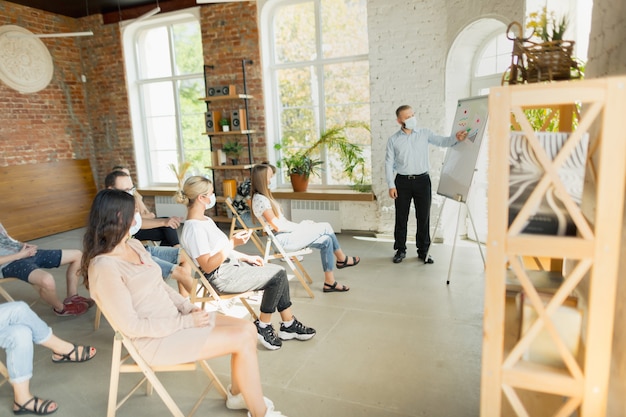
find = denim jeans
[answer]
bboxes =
[145,246,181,279]
[0,301,52,383]
[207,260,291,314]
[276,222,340,272]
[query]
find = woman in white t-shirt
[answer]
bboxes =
[176,176,315,353]
[250,164,359,294]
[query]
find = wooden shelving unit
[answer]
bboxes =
[480,77,626,416]
[201,59,255,224]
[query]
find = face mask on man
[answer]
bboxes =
[129,211,142,236]
[205,193,217,210]
[403,116,417,131]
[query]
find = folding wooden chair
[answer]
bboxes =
[224,197,265,255]
[94,300,227,417]
[0,360,8,387]
[180,250,258,320]
[255,216,315,299]
[0,277,20,302]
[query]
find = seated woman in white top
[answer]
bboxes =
[176,176,315,352]
[250,164,359,293]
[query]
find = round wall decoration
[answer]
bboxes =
[0,25,54,94]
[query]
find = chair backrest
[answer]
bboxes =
[224,197,265,255]
[92,298,227,417]
[254,215,315,299]
[180,249,258,320]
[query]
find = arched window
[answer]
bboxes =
[261,0,371,188]
[122,9,207,186]
[472,30,512,95]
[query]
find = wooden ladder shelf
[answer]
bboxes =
[480,76,626,417]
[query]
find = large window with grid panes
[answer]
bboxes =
[263,0,371,188]
[123,9,208,186]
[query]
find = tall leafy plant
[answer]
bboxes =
[275,121,370,188]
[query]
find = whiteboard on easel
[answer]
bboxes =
[436,95,489,202]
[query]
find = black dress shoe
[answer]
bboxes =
[418,254,434,264]
[392,250,406,263]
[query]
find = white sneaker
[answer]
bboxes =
[226,384,274,410]
[247,406,287,417]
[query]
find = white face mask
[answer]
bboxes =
[268,176,277,190]
[129,211,142,236]
[403,116,417,131]
[205,193,216,210]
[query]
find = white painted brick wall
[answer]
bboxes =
[368,0,521,234]
[258,0,524,233]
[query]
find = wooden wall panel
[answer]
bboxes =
[0,159,97,242]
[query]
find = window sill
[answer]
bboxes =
[137,187,377,202]
[137,187,178,197]
[272,188,375,202]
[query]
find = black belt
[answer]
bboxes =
[397,173,428,179]
[201,258,231,281]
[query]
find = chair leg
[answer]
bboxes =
[241,299,259,321]
[108,335,123,417]
[94,307,102,330]
[293,258,314,284]
[0,361,9,387]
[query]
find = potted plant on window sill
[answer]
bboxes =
[222,140,243,165]
[275,121,370,192]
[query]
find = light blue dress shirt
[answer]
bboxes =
[385,128,458,189]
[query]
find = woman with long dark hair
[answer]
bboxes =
[81,189,283,417]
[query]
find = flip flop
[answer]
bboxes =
[51,344,96,364]
[323,282,350,293]
[336,255,360,269]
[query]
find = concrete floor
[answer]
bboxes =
[0,227,486,417]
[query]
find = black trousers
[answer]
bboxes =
[394,174,431,255]
[134,223,180,247]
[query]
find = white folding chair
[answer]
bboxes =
[224,197,265,255]
[94,299,227,417]
[255,215,315,299]
[181,250,258,320]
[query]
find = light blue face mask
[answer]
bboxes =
[129,211,142,236]
[403,116,417,131]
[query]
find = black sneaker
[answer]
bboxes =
[392,250,406,263]
[278,317,316,341]
[255,320,282,350]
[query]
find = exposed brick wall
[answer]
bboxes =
[367,0,521,234]
[200,2,265,167]
[79,14,134,188]
[200,2,264,214]
[0,1,93,167]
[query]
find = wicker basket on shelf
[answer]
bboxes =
[524,39,579,82]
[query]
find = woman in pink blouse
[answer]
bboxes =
[81,189,284,417]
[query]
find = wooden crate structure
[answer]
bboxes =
[480,77,626,416]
